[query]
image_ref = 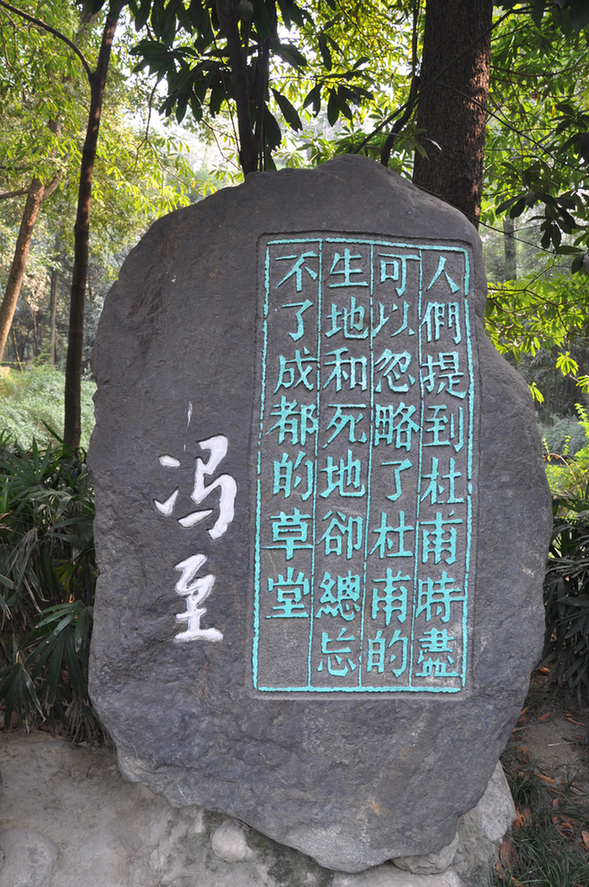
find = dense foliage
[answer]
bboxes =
[0,435,100,737]
[1,0,589,731]
[543,485,589,705]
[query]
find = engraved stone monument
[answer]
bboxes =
[88,155,552,873]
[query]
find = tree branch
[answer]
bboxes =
[0,187,28,200]
[380,0,420,167]
[42,174,60,200]
[380,74,419,167]
[0,0,93,84]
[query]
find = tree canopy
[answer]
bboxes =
[1,0,589,432]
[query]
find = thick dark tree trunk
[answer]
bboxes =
[0,176,58,363]
[63,7,119,449]
[412,0,493,227]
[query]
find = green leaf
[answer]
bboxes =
[274,43,307,69]
[556,351,579,375]
[318,34,332,71]
[263,105,282,151]
[303,84,321,115]
[510,197,527,218]
[569,0,589,31]
[252,0,272,40]
[496,193,525,214]
[532,0,547,26]
[271,89,303,131]
[327,90,339,126]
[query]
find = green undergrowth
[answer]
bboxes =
[0,433,105,740]
[0,365,96,450]
[540,406,589,706]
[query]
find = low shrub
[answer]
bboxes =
[543,485,589,705]
[0,434,103,738]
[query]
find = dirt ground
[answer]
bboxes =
[503,670,589,792]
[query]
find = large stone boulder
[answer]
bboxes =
[88,154,551,873]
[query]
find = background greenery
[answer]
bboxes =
[0,365,96,450]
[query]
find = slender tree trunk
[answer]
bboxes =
[31,306,39,358]
[0,177,58,364]
[63,7,119,449]
[503,215,517,280]
[412,0,493,227]
[216,0,259,175]
[49,232,60,365]
[11,326,22,370]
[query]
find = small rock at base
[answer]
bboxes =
[0,828,59,887]
[392,835,459,875]
[476,762,517,842]
[211,819,257,862]
[332,864,463,887]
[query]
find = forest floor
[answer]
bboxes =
[494,669,589,885]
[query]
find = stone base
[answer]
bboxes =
[388,761,515,885]
[0,732,515,887]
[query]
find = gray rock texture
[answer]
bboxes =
[0,729,515,887]
[0,828,59,887]
[332,868,463,887]
[88,154,551,872]
[392,836,459,875]
[452,762,516,881]
[212,819,257,862]
[392,761,515,882]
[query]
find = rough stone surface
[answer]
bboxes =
[453,762,516,881]
[0,730,515,887]
[0,827,59,887]
[88,154,552,872]
[475,761,517,842]
[393,761,514,879]
[332,867,464,887]
[212,819,257,862]
[0,731,333,887]
[392,836,459,875]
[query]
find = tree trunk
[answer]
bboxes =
[0,178,50,364]
[503,215,517,280]
[216,0,259,175]
[49,232,60,365]
[412,0,493,227]
[63,7,119,449]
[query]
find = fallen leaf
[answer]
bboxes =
[537,666,551,674]
[516,745,531,763]
[536,772,556,785]
[566,715,587,726]
[556,820,575,838]
[552,797,562,808]
[514,808,532,828]
[538,711,552,722]
[582,830,589,851]
[536,764,551,775]
[499,835,517,871]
